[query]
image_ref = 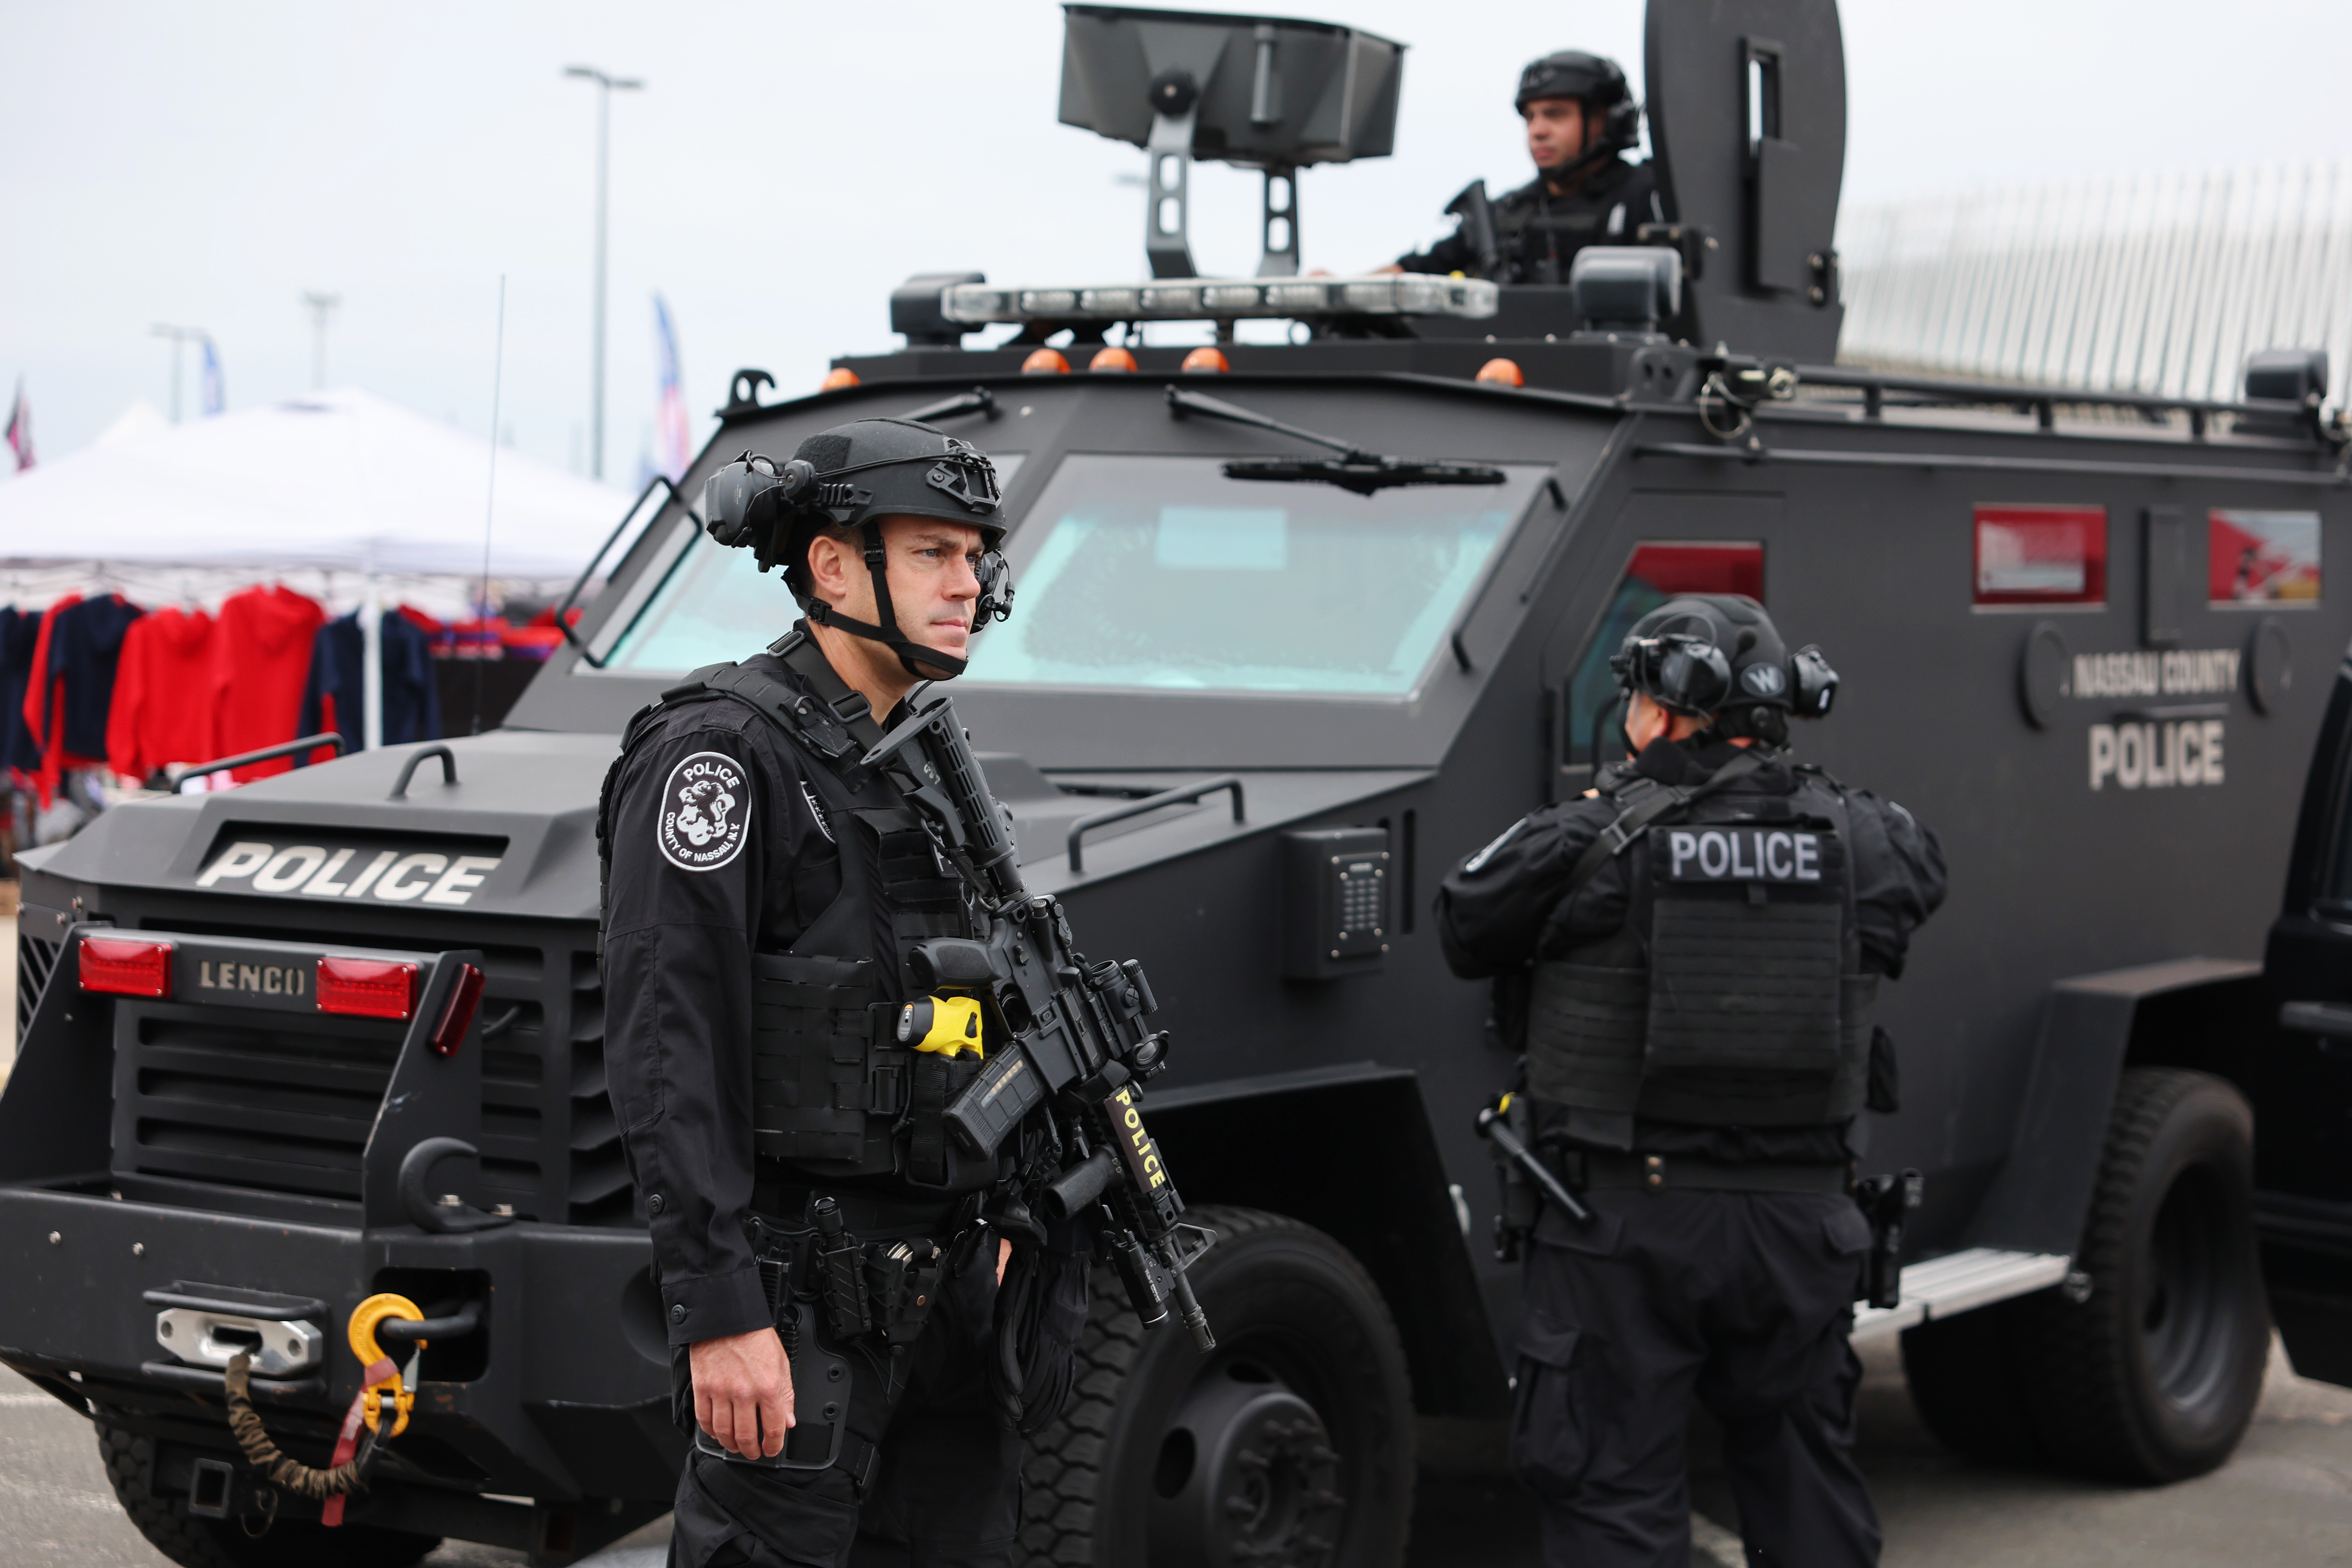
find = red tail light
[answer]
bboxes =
[430,964,485,1056]
[316,956,419,1020]
[80,936,174,999]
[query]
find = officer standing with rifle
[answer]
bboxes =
[600,417,1212,1567]
[1438,595,1945,1568]
[1386,51,1663,283]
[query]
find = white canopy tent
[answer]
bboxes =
[0,388,637,748]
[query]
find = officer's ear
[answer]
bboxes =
[803,526,863,611]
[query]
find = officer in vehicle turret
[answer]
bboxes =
[600,419,1085,1566]
[1437,595,1945,1568]
[1387,51,1662,284]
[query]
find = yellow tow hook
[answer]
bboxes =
[348,1293,425,1438]
[313,1294,424,1528]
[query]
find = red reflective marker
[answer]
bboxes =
[431,964,486,1056]
[79,936,174,999]
[316,956,419,1021]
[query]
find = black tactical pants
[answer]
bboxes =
[1514,1189,1880,1568]
[668,1249,1024,1568]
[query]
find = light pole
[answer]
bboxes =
[301,292,341,390]
[563,64,642,482]
[150,323,210,423]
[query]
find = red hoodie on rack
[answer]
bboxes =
[108,605,219,783]
[20,593,91,809]
[209,585,325,781]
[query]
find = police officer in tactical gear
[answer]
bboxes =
[1437,594,1945,1568]
[1391,51,1662,284]
[601,417,1081,1566]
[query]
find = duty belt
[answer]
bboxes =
[1568,1151,1852,1195]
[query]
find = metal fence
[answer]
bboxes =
[1836,164,2352,407]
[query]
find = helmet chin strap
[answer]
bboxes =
[803,519,971,681]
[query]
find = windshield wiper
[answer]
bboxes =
[1165,385,1505,496]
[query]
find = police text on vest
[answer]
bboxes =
[1665,828,1822,882]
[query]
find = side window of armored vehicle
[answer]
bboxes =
[1563,543,1763,771]
[959,456,1551,696]
[1972,504,2107,608]
[2207,508,2321,607]
[593,456,1029,673]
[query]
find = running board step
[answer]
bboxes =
[1850,1248,2071,1342]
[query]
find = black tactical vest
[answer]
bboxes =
[1524,768,1876,1127]
[601,634,990,1192]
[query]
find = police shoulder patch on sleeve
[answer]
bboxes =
[657,750,751,871]
[1462,816,1529,876]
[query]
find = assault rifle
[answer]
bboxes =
[860,688,1216,1351]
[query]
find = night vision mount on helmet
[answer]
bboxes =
[701,416,1015,680]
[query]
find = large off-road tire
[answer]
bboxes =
[1902,1069,2269,1483]
[2014,1067,2270,1481]
[1020,1207,1416,1568]
[97,1423,441,1568]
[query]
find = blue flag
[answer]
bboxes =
[201,338,225,417]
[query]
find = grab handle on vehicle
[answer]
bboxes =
[388,744,457,800]
[1067,776,1245,873]
[172,733,344,786]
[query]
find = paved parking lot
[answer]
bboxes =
[6,1334,2349,1567]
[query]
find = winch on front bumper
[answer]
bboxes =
[0,923,680,1557]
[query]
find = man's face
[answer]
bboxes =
[1524,97,1595,173]
[807,513,985,668]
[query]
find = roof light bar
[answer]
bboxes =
[80,936,174,999]
[939,274,1498,327]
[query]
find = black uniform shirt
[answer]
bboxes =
[1398,158,1664,284]
[601,648,857,1346]
[1436,736,1948,1157]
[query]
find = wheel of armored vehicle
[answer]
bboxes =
[1020,1207,1414,1568]
[96,1421,441,1568]
[1906,1069,2270,1481]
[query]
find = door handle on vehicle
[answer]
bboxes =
[2279,1000,2352,1038]
[1067,776,1245,872]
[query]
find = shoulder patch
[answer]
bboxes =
[657,750,751,872]
[1462,816,1529,876]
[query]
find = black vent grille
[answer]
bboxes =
[120,1010,403,1200]
[18,932,59,1037]
[566,952,632,1225]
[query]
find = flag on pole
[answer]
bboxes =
[5,380,31,470]
[654,294,690,482]
[200,339,225,417]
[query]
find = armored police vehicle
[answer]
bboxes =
[6,2,2351,1564]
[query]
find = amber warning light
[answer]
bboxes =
[79,936,174,999]
[317,956,420,1021]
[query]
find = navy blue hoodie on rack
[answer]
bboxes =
[298,610,443,756]
[0,608,44,773]
[49,595,145,760]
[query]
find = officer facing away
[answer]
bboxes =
[601,418,1085,1566]
[1388,51,1663,283]
[1437,595,1946,1567]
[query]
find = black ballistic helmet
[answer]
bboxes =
[700,417,1013,680]
[1611,594,1837,745]
[1513,50,1642,174]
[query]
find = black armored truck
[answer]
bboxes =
[8,2,2352,1564]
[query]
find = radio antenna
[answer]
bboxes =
[474,274,506,735]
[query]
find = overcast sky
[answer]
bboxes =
[6,0,2350,479]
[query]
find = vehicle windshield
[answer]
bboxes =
[966,456,1544,697]
[595,452,1543,696]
